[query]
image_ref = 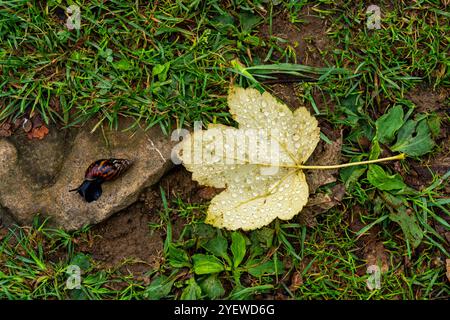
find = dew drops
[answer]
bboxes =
[183,87,318,230]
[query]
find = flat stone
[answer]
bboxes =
[0,119,176,230]
[7,123,74,188]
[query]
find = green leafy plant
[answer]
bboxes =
[159,228,283,300]
[375,105,435,157]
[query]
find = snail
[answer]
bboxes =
[69,158,132,203]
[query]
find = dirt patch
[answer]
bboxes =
[406,84,449,114]
[79,166,217,274]
[159,167,200,202]
[157,167,222,239]
[259,7,332,67]
[268,83,305,111]
[86,207,164,275]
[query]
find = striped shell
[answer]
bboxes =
[84,159,132,182]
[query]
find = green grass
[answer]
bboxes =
[0,0,449,300]
[1,185,448,299]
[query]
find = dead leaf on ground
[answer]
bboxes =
[365,241,389,273]
[0,123,12,137]
[305,130,343,194]
[348,207,389,275]
[49,96,61,112]
[27,125,49,140]
[289,271,303,292]
[298,184,345,227]
[444,232,450,244]
[403,155,450,190]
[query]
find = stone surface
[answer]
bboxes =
[7,123,73,188]
[0,119,176,230]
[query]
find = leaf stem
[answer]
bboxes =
[297,153,406,170]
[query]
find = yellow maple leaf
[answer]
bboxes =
[179,87,404,230]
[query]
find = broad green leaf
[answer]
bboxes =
[391,119,434,156]
[382,192,405,207]
[69,289,88,300]
[144,275,175,300]
[180,278,202,300]
[251,227,275,248]
[70,253,91,271]
[179,87,320,230]
[152,62,170,82]
[202,235,228,260]
[367,165,407,191]
[211,14,235,32]
[427,115,441,137]
[199,274,225,299]
[248,242,265,258]
[341,166,367,188]
[238,12,262,33]
[228,284,274,300]
[389,206,423,248]
[231,232,247,268]
[113,59,133,71]
[375,105,404,144]
[243,35,261,46]
[189,223,216,239]
[192,254,225,275]
[167,244,191,268]
[246,259,284,277]
[369,139,381,160]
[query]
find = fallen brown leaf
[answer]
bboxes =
[289,270,304,292]
[305,130,343,193]
[299,184,346,227]
[0,122,12,137]
[444,232,450,244]
[49,96,61,112]
[348,206,389,276]
[27,125,49,140]
[365,241,389,273]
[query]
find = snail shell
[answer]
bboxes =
[70,158,132,203]
[84,159,132,182]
